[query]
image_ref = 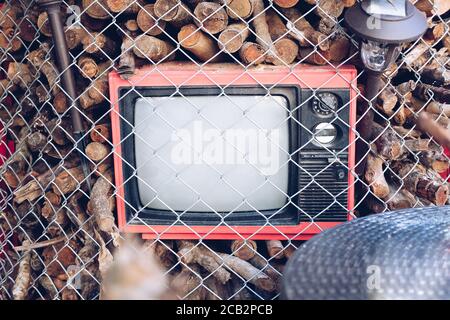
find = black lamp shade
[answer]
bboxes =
[345,1,428,44]
[37,0,62,8]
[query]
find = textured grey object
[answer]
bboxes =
[282,207,450,300]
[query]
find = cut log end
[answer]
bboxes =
[85,142,110,163]
[78,56,98,79]
[106,0,132,13]
[274,0,300,8]
[218,23,249,54]
[416,179,449,206]
[154,0,192,26]
[194,2,229,35]
[231,240,257,261]
[270,38,299,65]
[266,240,285,259]
[90,124,111,143]
[178,24,220,62]
[137,4,166,36]
[227,0,253,19]
[82,0,111,20]
[178,24,201,48]
[239,42,265,65]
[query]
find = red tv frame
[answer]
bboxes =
[110,62,357,240]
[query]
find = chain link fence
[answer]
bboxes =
[0,0,449,300]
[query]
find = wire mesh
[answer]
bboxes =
[0,0,449,300]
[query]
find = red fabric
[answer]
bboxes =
[440,147,450,179]
[0,58,14,259]
[0,123,12,259]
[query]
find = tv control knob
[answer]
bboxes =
[312,92,339,116]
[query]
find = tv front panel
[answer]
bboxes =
[134,95,290,213]
[110,62,357,240]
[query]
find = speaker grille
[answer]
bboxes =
[298,152,349,221]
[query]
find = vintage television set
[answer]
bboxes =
[109,62,357,240]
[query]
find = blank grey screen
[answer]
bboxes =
[134,95,290,212]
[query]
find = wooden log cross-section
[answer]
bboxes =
[137,4,166,36]
[239,42,266,65]
[81,32,115,58]
[230,240,257,261]
[194,2,229,35]
[82,0,110,20]
[226,0,254,20]
[78,55,111,79]
[218,23,250,53]
[390,161,448,206]
[106,0,143,14]
[178,24,221,62]
[154,0,193,27]
[370,122,403,161]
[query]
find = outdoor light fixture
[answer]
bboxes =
[346,0,427,72]
[37,0,92,191]
[344,0,427,173]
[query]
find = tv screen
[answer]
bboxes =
[134,95,290,213]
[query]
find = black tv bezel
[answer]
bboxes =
[118,86,301,226]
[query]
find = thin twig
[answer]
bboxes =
[14,235,69,252]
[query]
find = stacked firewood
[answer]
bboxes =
[0,0,449,300]
[361,13,450,214]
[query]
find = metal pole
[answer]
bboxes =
[38,0,92,191]
[355,71,382,176]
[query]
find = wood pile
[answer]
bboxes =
[360,14,450,214]
[0,0,449,300]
